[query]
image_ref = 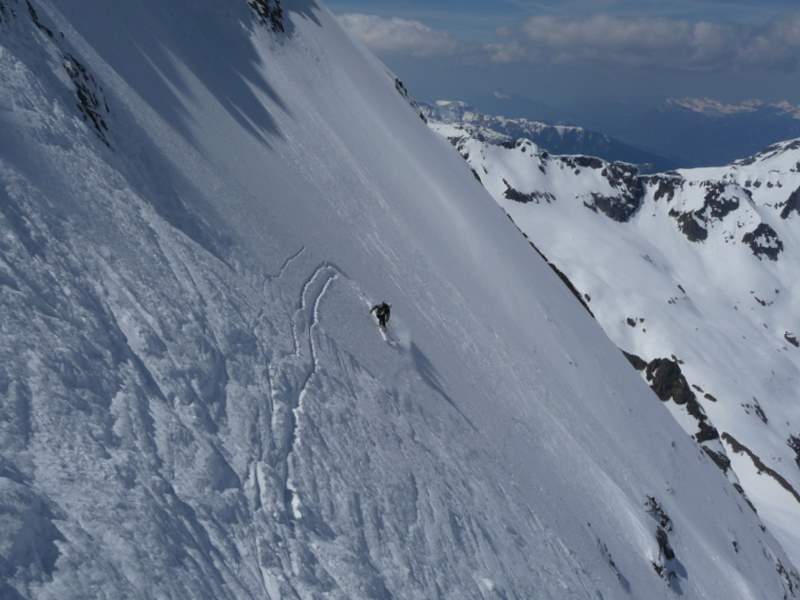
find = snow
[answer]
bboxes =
[1,1,800,598]
[427,103,800,570]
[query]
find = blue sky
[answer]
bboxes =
[326,0,800,122]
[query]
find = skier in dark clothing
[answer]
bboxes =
[370,302,391,329]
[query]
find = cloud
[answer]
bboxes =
[337,10,800,73]
[337,13,460,57]
[486,13,800,71]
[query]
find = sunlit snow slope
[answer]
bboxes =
[428,115,800,570]
[2,1,799,598]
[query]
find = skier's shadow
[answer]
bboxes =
[409,343,478,433]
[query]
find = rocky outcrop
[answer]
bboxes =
[503,180,554,204]
[668,182,744,243]
[670,210,708,242]
[623,353,720,445]
[646,358,720,443]
[63,54,110,146]
[568,158,645,222]
[646,175,682,203]
[247,0,284,32]
[781,186,800,219]
[742,223,783,261]
[722,433,800,504]
[513,222,595,319]
[788,436,800,470]
[645,496,684,587]
[395,78,428,123]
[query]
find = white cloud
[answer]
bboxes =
[337,11,800,73]
[486,13,800,71]
[337,13,460,58]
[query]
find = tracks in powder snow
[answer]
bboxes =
[280,262,340,523]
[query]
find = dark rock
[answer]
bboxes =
[649,176,682,203]
[626,317,636,327]
[741,398,768,424]
[645,496,673,532]
[644,357,719,442]
[695,420,720,443]
[588,192,642,222]
[742,223,783,261]
[788,435,800,470]
[668,182,744,242]
[703,182,741,220]
[524,238,594,319]
[247,0,284,32]
[622,350,647,371]
[596,536,630,590]
[722,432,800,504]
[62,54,110,146]
[26,0,53,37]
[394,78,427,123]
[646,497,679,583]
[645,358,693,405]
[703,447,731,473]
[733,483,758,513]
[670,210,708,242]
[786,333,800,348]
[502,180,554,204]
[775,558,800,598]
[574,155,604,169]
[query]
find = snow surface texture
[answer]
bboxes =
[428,112,800,570]
[1,1,799,598]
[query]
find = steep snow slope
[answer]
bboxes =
[2,1,799,598]
[429,116,800,569]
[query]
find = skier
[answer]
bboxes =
[370,302,391,329]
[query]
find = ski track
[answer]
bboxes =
[285,266,338,522]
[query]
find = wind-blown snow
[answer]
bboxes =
[1,1,799,598]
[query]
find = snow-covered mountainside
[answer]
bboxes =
[422,100,676,173]
[2,1,800,598]
[428,111,800,569]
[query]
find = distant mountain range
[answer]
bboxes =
[420,100,677,173]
